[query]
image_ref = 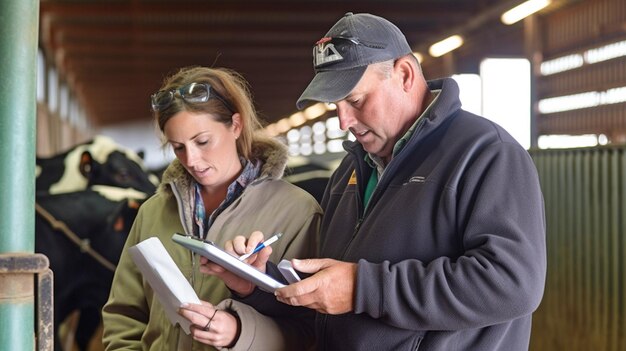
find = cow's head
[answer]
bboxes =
[100,197,143,265]
[80,185,148,268]
[80,149,158,194]
[40,135,159,195]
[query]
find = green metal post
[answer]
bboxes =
[0,0,40,350]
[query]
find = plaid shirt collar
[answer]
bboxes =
[194,157,262,238]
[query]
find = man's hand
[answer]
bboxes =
[199,231,272,297]
[274,258,357,315]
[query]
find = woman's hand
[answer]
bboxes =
[179,301,238,347]
[199,230,272,297]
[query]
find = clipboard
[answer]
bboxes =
[171,233,286,293]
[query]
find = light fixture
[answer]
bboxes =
[288,112,306,128]
[412,52,424,63]
[584,39,626,64]
[501,0,551,25]
[303,103,327,120]
[428,35,464,57]
[275,118,292,134]
[264,123,278,137]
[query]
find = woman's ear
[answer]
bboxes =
[231,113,242,139]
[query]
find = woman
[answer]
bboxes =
[102,66,321,350]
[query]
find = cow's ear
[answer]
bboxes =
[79,151,94,177]
[137,150,145,160]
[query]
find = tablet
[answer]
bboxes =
[171,233,286,293]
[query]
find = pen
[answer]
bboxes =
[239,232,283,261]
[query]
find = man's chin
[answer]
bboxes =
[362,145,382,157]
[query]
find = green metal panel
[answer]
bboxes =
[0,0,40,350]
[529,147,626,350]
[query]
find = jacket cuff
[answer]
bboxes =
[354,259,383,318]
[215,299,286,351]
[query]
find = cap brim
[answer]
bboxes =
[296,66,367,110]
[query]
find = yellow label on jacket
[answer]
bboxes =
[348,170,357,185]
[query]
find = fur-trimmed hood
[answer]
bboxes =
[157,134,288,196]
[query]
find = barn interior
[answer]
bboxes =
[0,0,625,350]
[35,0,626,164]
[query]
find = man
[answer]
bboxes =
[210,12,546,351]
[271,12,547,350]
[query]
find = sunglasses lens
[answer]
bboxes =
[182,83,210,103]
[151,83,228,112]
[151,91,173,111]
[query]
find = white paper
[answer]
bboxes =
[129,237,201,334]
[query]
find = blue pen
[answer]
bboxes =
[239,233,283,261]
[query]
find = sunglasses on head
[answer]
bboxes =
[150,82,235,113]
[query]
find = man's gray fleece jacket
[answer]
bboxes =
[316,78,547,350]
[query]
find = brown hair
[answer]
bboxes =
[153,66,262,159]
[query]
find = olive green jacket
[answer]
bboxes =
[102,137,321,351]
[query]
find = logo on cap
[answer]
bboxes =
[313,37,343,68]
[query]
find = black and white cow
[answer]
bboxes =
[35,185,147,351]
[36,135,159,195]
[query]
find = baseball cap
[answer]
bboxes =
[296,12,412,110]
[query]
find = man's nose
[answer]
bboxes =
[336,103,355,131]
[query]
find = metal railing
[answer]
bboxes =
[0,254,53,351]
